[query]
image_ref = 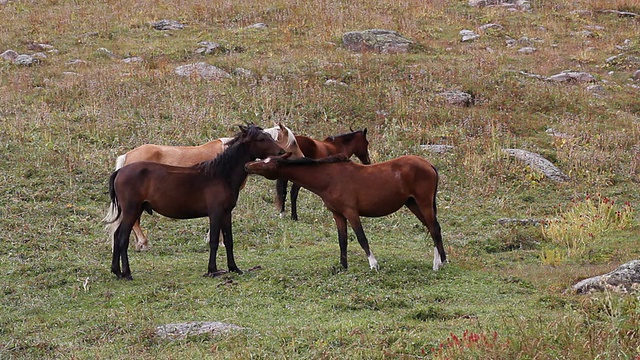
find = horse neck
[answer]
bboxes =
[206,142,252,192]
[278,164,332,194]
[287,142,305,158]
[326,138,351,156]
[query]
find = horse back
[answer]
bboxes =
[295,135,333,159]
[123,141,225,167]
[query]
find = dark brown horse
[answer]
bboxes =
[104,125,284,280]
[246,153,446,271]
[275,129,371,220]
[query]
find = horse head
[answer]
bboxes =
[245,152,292,180]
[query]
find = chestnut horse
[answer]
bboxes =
[114,123,303,251]
[247,153,446,271]
[275,129,371,220]
[104,125,285,280]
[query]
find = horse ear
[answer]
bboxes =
[238,124,249,133]
[363,128,367,136]
[278,122,286,131]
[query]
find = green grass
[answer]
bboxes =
[2,0,640,358]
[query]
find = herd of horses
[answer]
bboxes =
[104,124,446,280]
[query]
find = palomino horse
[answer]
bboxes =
[104,125,285,280]
[113,123,303,251]
[246,153,446,271]
[275,129,371,220]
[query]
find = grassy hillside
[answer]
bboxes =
[1,0,639,358]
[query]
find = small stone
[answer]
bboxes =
[0,49,19,61]
[175,62,231,81]
[420,144,454,154]
[122,57,143,63]
[245,23,268,29]
[518,47,536,54]
[460,29,480,42]
[633,70,640,80]
[14,54,37,66]
[152,20,185,31]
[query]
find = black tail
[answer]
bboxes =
[104,170,122,224]
[431,164,439,217]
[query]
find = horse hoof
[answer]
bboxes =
[135,244,150,252]
[117,274,133,281]
[204,270,228,277]
[231,268,244,275]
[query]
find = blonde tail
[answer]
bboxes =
[115,154,126,171]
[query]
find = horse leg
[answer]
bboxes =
[220,211,242,274]
[345,214,378,270]
[275,177,288,216]
[111,215,137,280]
[290,182,302,221]
[205,215,224,277]
[406,198,446,270]
[132,218,149,252]
[332,212,349,269]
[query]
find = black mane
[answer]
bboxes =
[277,154,351,166]
[196,125,264,176]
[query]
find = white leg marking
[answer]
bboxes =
[433,247,443,271]
[368,253,379,271]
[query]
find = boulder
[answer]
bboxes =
[342,29,415,54]
[573,260,640,294]
[175,62,231,81]
[502,148,569,182]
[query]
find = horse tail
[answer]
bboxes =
[115,154,126,171]
[431,164,439,216]
[103,170,122,241]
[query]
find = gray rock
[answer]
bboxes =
[155,321,244,340]
[232,67,254,78]
[477,23,504,32]
[460,29,480,42]
[502,148,569,182]
[586,84,605,95]
[573,260,640,294]
[324,79,348,87]
[152,19,185,31]
[547,71,595,83]
[438,90,474,106]
[66,59,88,66]
[342,29,415,54]
[14,54,37,66]
[122,57,143,63]
[97,47,118,58]
[175,62,231,81]
[518,47,536,54]
[195,41,228,55]
[633,70,640,80]
[1,49,19,61]
[27,43,54,51]
[496,218,543,226]
[597,9,638,17]
[421,144,454,154]
[245,23,268,30]
[469,0,531,11]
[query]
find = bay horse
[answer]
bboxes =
[275,129,371,220]
[113,123,303,251]
[104,125,285,280]
[246,153,446,271]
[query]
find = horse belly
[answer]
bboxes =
[358,198,405,218]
